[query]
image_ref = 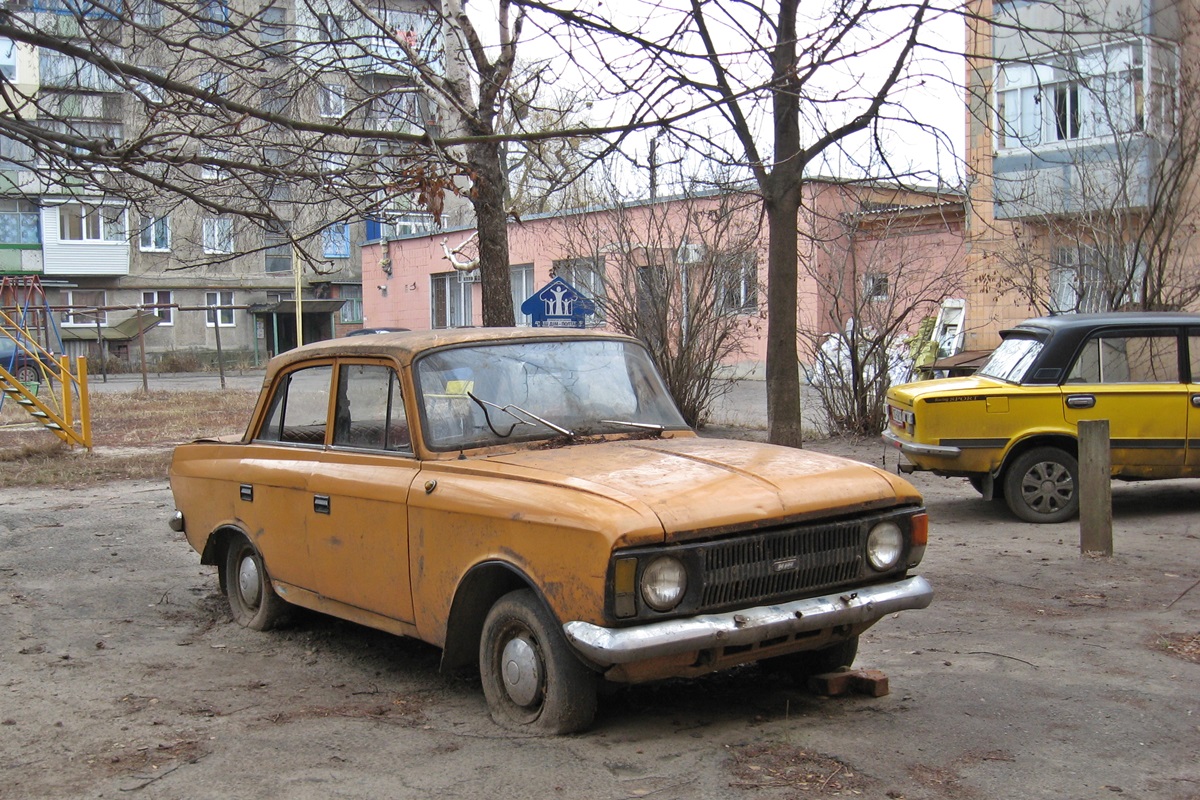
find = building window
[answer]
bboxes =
[0,199,39,245]
[260,6,286,48]
[862,272,889,303]
[139,214,170,251]
[198,0,230,33]
[0,37,17,81]
[202,217,234,254]
[205,290,235,327]
[141,290,173,325]
[551,257,606,321]
[198,70,228,97]
[62,289,106,326]
[323,222,350,258]
[339,284,363,323]
[996,38,1177,149]
[317,13,346,42]
[720,255,759,312]
[431,272,472,329]
[319,83,345,118]
[510,263,534,325]
[264,222,291,272]
[58,203,125,242]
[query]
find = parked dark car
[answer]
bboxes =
[0,336,59,384]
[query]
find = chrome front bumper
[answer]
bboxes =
[562,575,933,667]
[882,429,962,458]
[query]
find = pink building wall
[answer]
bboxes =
[360,186,965,372]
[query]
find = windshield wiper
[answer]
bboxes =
[468,393,575,438]
[600,419,665,434]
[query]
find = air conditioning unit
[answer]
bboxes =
[458,268,480,284]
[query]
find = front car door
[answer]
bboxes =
[1185,330,1200,471]
[1061,328,1188,476]
[305,360,419,623]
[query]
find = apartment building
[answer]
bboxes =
[963,0,1189,350]
[0,0,443,365]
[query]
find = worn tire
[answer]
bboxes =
[762,636,859,680]
[479,589,597,735]
[223,534,288,631]
[1003,446,1079,523]
[13,363,39,384]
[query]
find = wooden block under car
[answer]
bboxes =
[808,669,890,697]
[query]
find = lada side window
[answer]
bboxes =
[256,364,333,445]
[1066,335,1180,384]
[1189,334,1200,382]
[332,363,412,452]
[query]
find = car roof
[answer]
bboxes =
[1004,312,1200,338]
[266,327,640,373]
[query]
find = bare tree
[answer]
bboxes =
[511,0,943,447]
[548,181,763,426]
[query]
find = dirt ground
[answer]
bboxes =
[1,435,1198,800]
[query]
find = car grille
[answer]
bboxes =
[698,518,867,611]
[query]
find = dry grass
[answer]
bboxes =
[0,389,258,487]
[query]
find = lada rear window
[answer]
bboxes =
[977,336,1043,383]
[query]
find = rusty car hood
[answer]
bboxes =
[471,437,919,539]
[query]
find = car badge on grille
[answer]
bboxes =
[771,556,799,573]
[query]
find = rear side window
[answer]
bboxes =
[256,365,333,445]
[1066,335,1180,384]
[977,336,1043,383]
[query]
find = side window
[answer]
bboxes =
[1189,334,1200,382]
[255,365,333,445]
[1066,335,1179,384]
[332,363,411,452]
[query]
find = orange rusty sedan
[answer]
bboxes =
[168,328,932,733]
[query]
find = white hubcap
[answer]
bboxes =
[501,635,541,707]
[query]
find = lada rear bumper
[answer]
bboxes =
[882,429,963,459]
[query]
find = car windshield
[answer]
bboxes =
[976,335,1044,383]
[415,338,688,450]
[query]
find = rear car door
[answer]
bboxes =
[306,361,419,623]
[1061,329,1187,473]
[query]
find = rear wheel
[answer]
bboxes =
[479,589,597,735]
[1003,446,1079,523]
[13,364,39,384]
[223,534,288,630]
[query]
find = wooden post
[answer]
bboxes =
[137,313,149,393]
[1078,419,1113,556]
[213,311,226,390]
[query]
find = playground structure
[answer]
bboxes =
[0,275,92,450]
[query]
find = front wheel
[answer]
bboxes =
[223,534,288,630]
[1003,447,1079,523]
[479,589,597,735]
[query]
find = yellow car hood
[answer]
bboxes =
[479,437,919,539]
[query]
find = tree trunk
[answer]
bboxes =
[764,184,804,448]
[467,140,516,327]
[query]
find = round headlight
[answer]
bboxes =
[866,521,904,571]
[640,556,687,611]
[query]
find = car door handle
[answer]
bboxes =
[1066,394,1096,409]
[313,494,331,514]
[1193,394,1200,408]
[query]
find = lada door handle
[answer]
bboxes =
[313,494,331,515]
[1192,394,1200,408]
[1066,394,1096,410]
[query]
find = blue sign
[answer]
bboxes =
[520,277,596,328]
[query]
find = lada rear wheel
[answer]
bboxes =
[223,534,288,631]
[1003,447,1079,523]
[479,589,597,735]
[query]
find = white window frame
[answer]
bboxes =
[430,272,472,329]
[510,263,534,326]
[58,202,125,243]
[202,217,234,254]
[0,37,18,82]
[319,83,346,118]
[205,290,235,328]
[141,290,174,325]
[339,284,363,323]
[139,214,171,252]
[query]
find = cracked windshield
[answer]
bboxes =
[416,339,687,450]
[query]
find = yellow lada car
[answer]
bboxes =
[169,328,931,733]
[884,312,1200,523]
